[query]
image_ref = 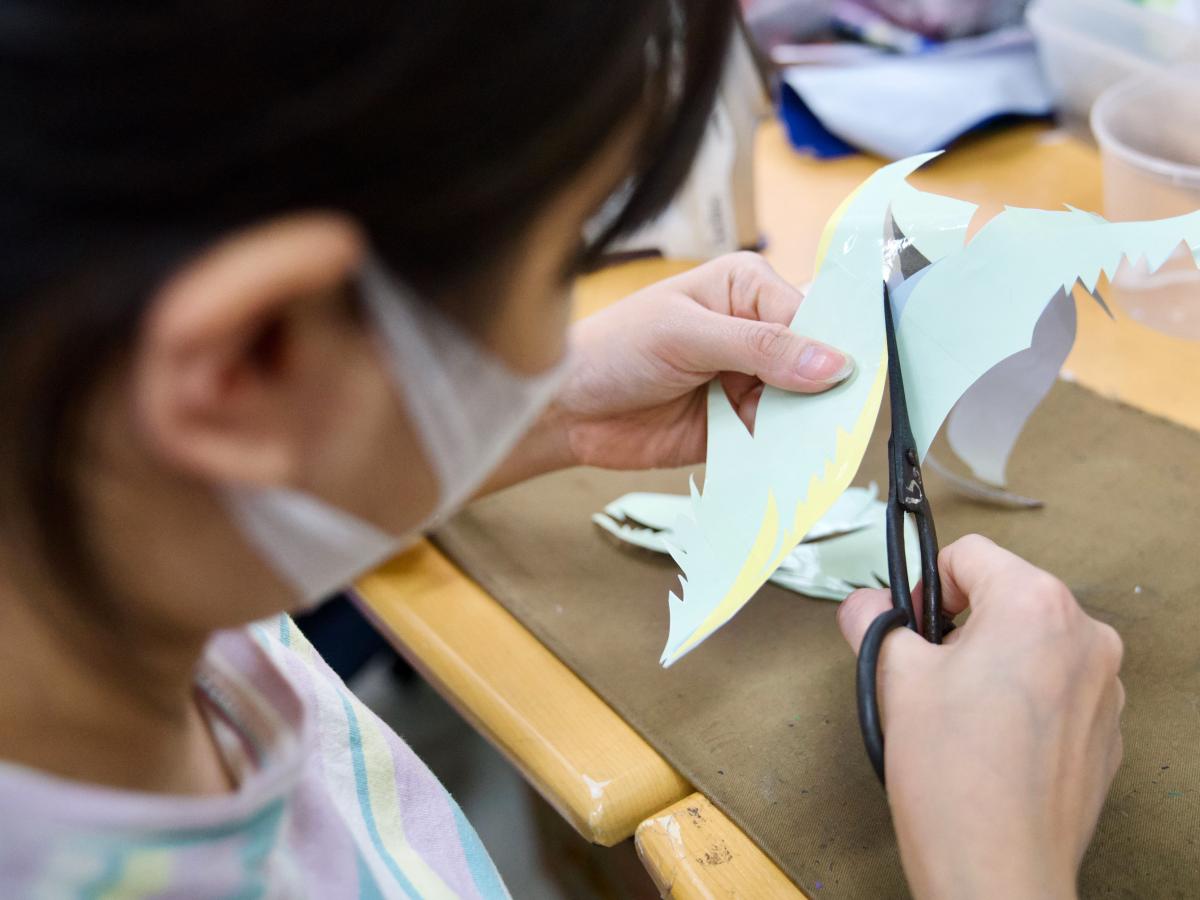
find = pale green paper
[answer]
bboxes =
[897,204,1200,458]
[659,153,1200,666]
[593,486,919,601]
[659,155,950,665]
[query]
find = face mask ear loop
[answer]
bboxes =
[221,255,571,610]
[222,485,400,608]
[356,258,470,498]
[357,256,572,520]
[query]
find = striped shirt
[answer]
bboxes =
[0,615,510,898]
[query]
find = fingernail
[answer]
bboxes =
[798,344,854,383]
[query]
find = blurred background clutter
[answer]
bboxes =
[746,0,1200,162]
[615,0,1200,264]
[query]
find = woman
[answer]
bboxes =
[0,2,1121,896]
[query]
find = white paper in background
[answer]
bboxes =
[945,286,1077,487]
[782,27,1052,159]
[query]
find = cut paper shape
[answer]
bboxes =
[776,508,919,600]
[890,206,1200,462]
[595,484,881,552]
[1109,244,1200,341]
[593,486,919,601]
[922,453,1044,510]
[657,154,950,666]
[659,155,1200,666]
[945,286,1077,488]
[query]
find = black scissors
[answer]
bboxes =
[856,281,952,786]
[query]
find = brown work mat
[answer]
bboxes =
[435,380,1200,898]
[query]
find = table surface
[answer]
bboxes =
[354,119,1200,895]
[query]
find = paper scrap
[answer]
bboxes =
[922,454,1044,510]
[594,485,919,602]
[659,154,1200,666]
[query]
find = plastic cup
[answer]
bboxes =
[1091,68,1200,339]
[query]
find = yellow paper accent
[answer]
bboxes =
[665,350,887,663]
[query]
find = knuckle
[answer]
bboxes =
[1008,571,1075,626]
[837,590,865,628]
[726,252,776,306]
[1096,623,1125,671]
[746,321,793,363]
[1034,571,1074,603]
[948,533,993,558]
[1029,571,1074,609]
[727,250,771,273]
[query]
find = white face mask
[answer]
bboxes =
[223,256,569,608]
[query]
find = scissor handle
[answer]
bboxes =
[859,469,947,787]
[856,606,909,785]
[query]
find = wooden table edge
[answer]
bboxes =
[354,541,692,846]
[636,793,808,899]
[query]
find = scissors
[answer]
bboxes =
[855,281,952,786]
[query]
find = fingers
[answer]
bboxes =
[852,538,1079,647]
[937,534,1068,618]
[837,588,923,659]
[1095,621,1125,677]
[676,253,854,390]
[904,573,969,629]
[838,588,892,655]
[669,305,854,393]
[935,534,997,617]
[682,252,807,326]
[644,252,854,393]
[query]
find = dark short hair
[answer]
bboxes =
[0,1,733,601]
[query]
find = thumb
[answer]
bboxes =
[681,309,855,393]
[838,588,900,657]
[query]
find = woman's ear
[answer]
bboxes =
[133,213,367,486]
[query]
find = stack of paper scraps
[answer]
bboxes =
[593,484,919,601]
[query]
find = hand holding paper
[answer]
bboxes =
[657,154,1200,666]
[478,253,854,496]
[552,254,853,472]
